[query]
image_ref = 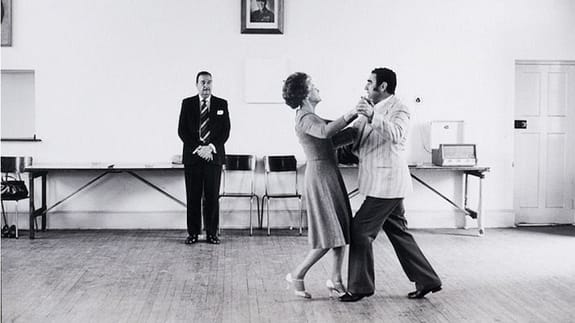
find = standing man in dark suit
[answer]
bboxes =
[178,71,230,245]
[339,68,441,302]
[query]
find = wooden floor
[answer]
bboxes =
[2,226,575,323]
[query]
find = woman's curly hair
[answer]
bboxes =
[282,72,309,109]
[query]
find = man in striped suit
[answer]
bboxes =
[178,71,231,245]
[340,68,442,302]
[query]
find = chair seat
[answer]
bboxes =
[263,194,301,198]
[1,196,29,201]
[219,193,258,198]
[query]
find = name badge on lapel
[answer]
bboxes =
[217,110,224,115]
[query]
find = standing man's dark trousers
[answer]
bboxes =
[184,161,222,237]
[348,197,441,295]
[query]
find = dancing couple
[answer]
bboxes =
[282,67,442,302]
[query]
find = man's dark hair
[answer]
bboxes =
[196,71,212,84]
[372,68,396,95]
[282,72,309,109]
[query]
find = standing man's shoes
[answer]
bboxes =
[185,235,199,245]
[407,285,442,299]
[207,235,220,244]
[339,292,373,302]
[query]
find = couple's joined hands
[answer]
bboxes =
[355,97,374,121]
[194,145,213,161]
[344,97,374,122]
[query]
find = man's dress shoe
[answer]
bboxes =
[185,235,198,245]
[408,285,442,299]
[207,235,220,244]
[339,292,374,302]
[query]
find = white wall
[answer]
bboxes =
[2,0,574,229]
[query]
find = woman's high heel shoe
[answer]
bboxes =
[326,279,346,298]
[285,273,312,299]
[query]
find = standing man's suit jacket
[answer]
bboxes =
[178,95,231,165]
[352,95,413,198]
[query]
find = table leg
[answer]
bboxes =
[41,173,47,231]
[463,174,468,208]
[478,176,485,236]
[29,173,35,239]
[27,172,50,239]
[463,173,469,229]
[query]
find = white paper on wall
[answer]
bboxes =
[244,58,288,104]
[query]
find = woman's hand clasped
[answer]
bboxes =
[356,97,374,121]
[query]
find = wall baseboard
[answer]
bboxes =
[1,209,517,230]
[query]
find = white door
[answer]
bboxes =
[514,62,575,224]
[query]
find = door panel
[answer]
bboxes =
[516,71,541,116]
[514,62,575,224]
[547,72,567,116]
[545,133,565,208]
[516,133,539,208]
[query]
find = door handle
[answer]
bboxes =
[514,120,527,129]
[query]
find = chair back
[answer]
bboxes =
[1,156,33,179]
[263,155,299,195]
[1,157,32,201]
[221,154,256,195]
[224,154,255,171]
[265,155,297,172]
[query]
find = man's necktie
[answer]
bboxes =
[200,99,210,143]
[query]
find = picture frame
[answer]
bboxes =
[241,0,284,34]
[1,0,11,46]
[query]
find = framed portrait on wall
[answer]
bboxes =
[241,0,284,34]
[1,0,12,46]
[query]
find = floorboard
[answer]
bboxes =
[2,226,575,322]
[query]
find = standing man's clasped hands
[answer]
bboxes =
[193,145,214,162]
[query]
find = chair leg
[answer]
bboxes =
[249,196,253,236]
[260,196,265,230]
[15,202,20,239]
[218,197,222,236]
[298,197,303,236]
[255,196,261,229]
[289,203,294,230]
[261,197,265,234]
[1,200,6,226]
[266,197,271,236]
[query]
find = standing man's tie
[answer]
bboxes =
[200,99,210,143]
